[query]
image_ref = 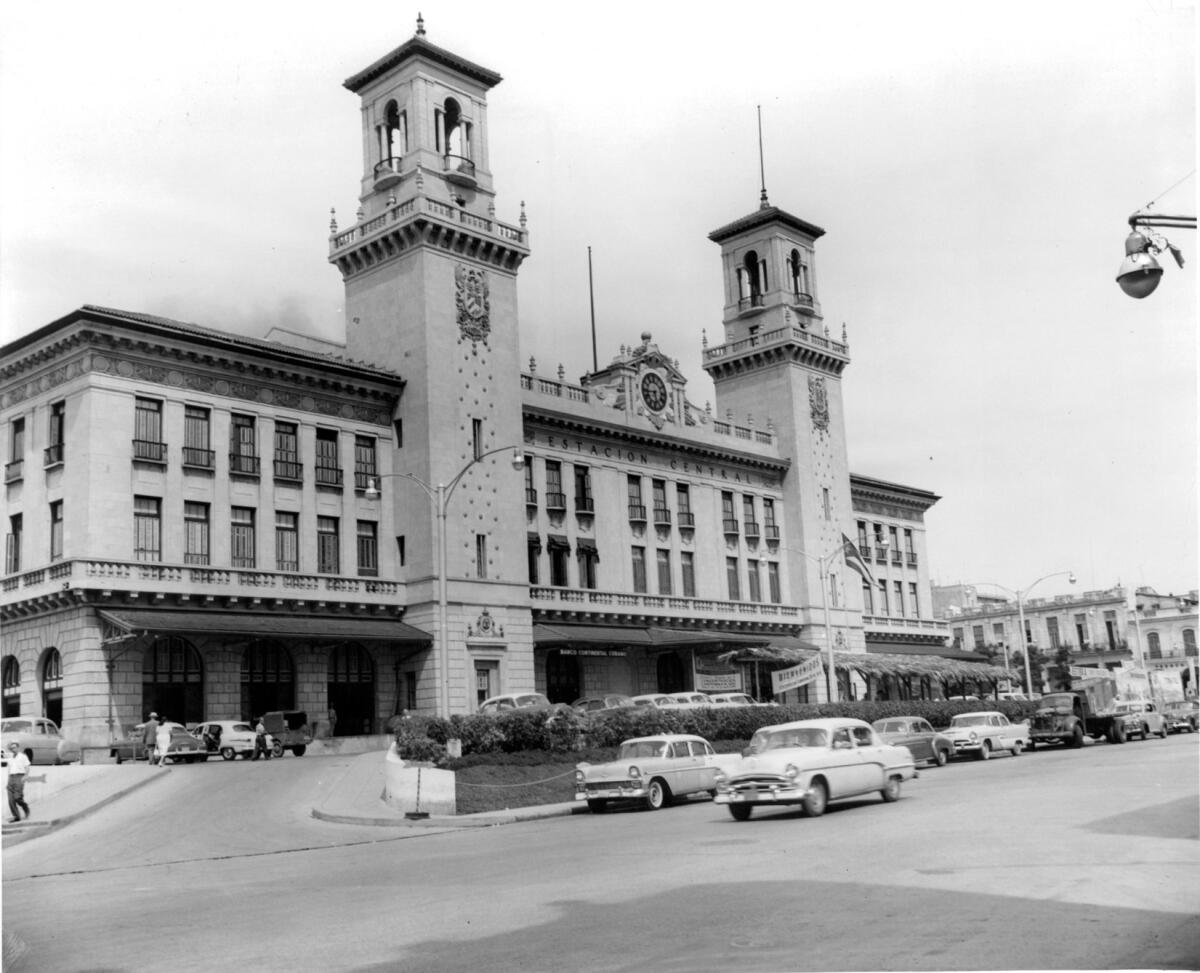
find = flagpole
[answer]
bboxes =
[819,554,838,704]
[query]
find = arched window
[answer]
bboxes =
[328,644,375,736]
[41,648,63,726]
[240,640,295,720]
[789,248,811,302]
[1147,632,1162,660]
[544,649,580,704]
[383,100,406,160]
[2,656,20,717]
[144,636,204,725]
[438,97,470,161]
[737,250,767,308]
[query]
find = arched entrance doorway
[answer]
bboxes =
[241,640,295,720]
[2,656,19,717]
[327,643,375,736]
[545,649,580,703]
[41,649,63,726]
[656,652,685,693]
[143,637,203,725]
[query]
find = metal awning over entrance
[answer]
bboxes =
[98,609,431,643]
[534,623,769,649]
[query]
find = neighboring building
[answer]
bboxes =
[934,583,1199,695]
[2,22,978,747]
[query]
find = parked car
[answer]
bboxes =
[0,717,81,765]
[630,694,676,708]
[571,694,636,713]
[1112,700,1168,739]
[192,720,257,760]
[871,716,953,767]
[713,718,916,821]
[477,693,557,715]
[574,734,738,812]
[663,692,712,709]
[944,711,1028,760]
[706,693,760,706]
[110,722,207,764]
[1163,700,1198,734]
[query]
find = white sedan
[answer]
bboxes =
[575,734,739,812]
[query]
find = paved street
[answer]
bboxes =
[3,735,1198,971]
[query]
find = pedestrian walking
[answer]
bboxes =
[155,717,173,766]
[252,717,272,760]
[6,742,31,822]
[328,706,337,738]
[142,712,159,764]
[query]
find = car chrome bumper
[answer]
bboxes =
[575,784,647,801]
[713,781,807,805]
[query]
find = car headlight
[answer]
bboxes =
[969,731,977,742]
[574,770,585,784]
[713,772,727,785]
[784,764,799,780]
[628,766,641,780]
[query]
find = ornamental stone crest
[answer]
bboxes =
[455,264,491,343]
[808,374,830,432]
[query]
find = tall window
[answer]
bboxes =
[183,406,213,468]
[548,537,569,586]
[1046,617,1061,649]
[631,546,647,593]
[652,480,670,524]
[574,465,593,512]
[676,484,694,527]
[862,579,873,614]
[471,418,484,460]
[904,528,915,564]
[527,535,541,584]
[768,562,781,603]
[857,520,869,551]
[6,417,24,482]
[184,502,210,565]
[681,551,696,598]
[46,401,65,466]
[893,580,903,616]
[315,429,342,487]
[49,500,63,561]
[577,541,598,589]
[889,526,900,562]
[742,495,758,537]
[354,436,377,491]
[1184,630,1196,657]
[2,657,19,717]
[1146,632,1161,659]
[274,421,301,481]
[133,398,164,462]
[747,559,761,602]
[231,508,256,568]
[973,625,985,650]
[545,462,565,509]
[821,487,831,520]
[6,514,21,574]
[134,496,162,561]
[524,457,536,505]
[908,583,919,618]
[877,579,889,616]
[276,511,299,571]
[627,476,645,521]
[475,534,487,579]
[721,491,737,532]
[230,414,259,475]
[726,558,741,600]
[763,499,777,539]
[317,517,340,574]
[789,248,811,300]
[357,521,378,576]
[656,549,672,594]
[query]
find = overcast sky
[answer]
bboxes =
[1,1,1195,599]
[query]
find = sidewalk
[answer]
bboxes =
[2,750,579,844]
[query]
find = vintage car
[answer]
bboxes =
[0,717,81,765]
[944,711,1028,759]
[630,694,677,708]
[713,718,916,821]
[192,720,257,760]
[477,693,558,715]
[871,717,953,767]
[262,711,312,757]
[1112,700,1168,739]
[705,693,761,706]
[571,694,636,714]
[663,692,712,709]
[575,733,738,812]
[110,722,208,763]
[1163,700,1198,734]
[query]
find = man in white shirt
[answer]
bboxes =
[7,741,31,822]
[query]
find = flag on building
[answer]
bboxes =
[842,534,875,584]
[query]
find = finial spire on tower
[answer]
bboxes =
[757,105,769,210]
[416,12,426,36]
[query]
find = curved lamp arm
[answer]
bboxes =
[365,446,525,504]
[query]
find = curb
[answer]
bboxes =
[310,801,584,829]
[1,769,169,840]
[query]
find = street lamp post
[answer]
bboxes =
[977,572,1076,694]
[1116,212,1195,299]
[366,445,525,717]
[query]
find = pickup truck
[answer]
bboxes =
[943,711,1029,760]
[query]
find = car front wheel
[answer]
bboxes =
[978,741,992,760]
[880,777,901,802]
[1157,724,1168,739]
[644,779,669,810]
[1011,740,1023,756]
[933,748,949,767]
[221,747,236,761]
[271,741,285,759]
[802,780,828,817]
[729,804,753,821]
[586,799,608,814]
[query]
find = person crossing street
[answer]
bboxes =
[7,742,31,822]
[252,717,272,760]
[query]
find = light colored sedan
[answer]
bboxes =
[192,720,257,760]
[0,717,81,765]
[575,734,739,812]
[944,711,1028,759]
[713,717,916,821]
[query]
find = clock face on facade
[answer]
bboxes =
[641,372,668,412]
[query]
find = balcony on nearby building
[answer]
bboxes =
[653,507,672,526]
[765,525,780,542]
[723,519,740,536]
[545,492,567,512]
[791,291,815,313]
[373,156,403,192]
[737,293,764,315]
[906,552,918,566]
[230,453,260,477]
[43,444,64,467]
[182,447,215,470]
[891,550,903,565]
[744,520,761,541]
[677,512,696,529]
[354,470,375,492]
[274,459,303,483]
[575,495,594,514]
[4,459,22,483]
[443,154,477,189]
[628,504,647,523]
[525,488,538,506]
[132,440,166,464]
[315,465,344,489]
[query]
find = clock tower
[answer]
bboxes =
[702,199,863,659]
[329,20,532,714]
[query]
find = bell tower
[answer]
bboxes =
[329,19,532,714]
[702,198,863,657]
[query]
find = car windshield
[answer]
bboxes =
[950,715,989,728]
[515,695,548,707]
[1,720,32,733]
[1038,694,1076,712]
[877,721,904,734]
[752,728,829,751]
[619,741,668,759]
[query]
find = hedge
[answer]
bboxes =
[390,699,1038,763]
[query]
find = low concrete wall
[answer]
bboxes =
[382,745,456,815]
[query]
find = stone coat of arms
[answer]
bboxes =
[809,374,830,432]
[455,264,490,343]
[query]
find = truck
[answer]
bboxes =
[1029,675,1135,748]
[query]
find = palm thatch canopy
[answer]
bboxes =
[717,644,1009,683]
